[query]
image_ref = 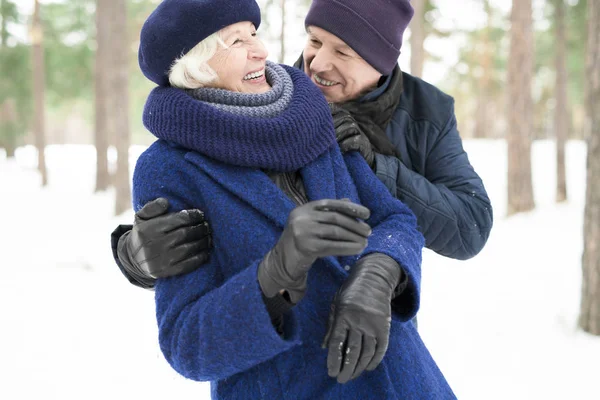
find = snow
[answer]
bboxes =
[1,139,598,399]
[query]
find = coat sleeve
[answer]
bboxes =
[344,152,424,322]
[374,109,493,260]
[133,144,301,382]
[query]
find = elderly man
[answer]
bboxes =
[113,0,492,291]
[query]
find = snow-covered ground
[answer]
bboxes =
[1,140,598,400]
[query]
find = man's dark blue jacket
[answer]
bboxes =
[369,71,492,260]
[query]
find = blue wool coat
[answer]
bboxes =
[133,140,456,400]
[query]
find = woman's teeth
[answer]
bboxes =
[243,69,265,80]
[313,74,337,87]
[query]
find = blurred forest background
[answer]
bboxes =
[1,0,599,334]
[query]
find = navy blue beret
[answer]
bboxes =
[139,0,261,86]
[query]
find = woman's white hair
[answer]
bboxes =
[168,32,227,89]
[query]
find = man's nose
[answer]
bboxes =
[309,49,332,73]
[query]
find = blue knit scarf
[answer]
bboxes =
[186,61,293,118]
[143,63,336,172]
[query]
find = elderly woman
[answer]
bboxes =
[131,0,455,399]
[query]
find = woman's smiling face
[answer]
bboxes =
[208,21,271,94]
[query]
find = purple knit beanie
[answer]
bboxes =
[305,0,413,75]
[139,0,261,86]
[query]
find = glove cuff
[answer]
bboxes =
[257,248,307,303]
[353,253,402,294]
[116,230,157,289]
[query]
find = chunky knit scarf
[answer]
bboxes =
[143,62,335,172]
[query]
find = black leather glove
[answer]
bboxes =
[330,104,375,169]
[322,253,402,384]
[258,199,371,304]
[117,198,211,281]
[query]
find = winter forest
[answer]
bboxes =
[1,0,600,399]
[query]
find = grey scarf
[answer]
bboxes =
[187,61,293,118]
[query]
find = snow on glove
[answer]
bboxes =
[258,199,371,304]
[323,253,402,384]
[117,197,211,280]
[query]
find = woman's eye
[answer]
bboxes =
[232,39,241,45]
[251,32,257,37]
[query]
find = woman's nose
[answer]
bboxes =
[249,40,268,60]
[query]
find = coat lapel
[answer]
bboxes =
[186,149,345,272]
[299,150,345,272]
[299,149,338,201]
[184,152,294,229]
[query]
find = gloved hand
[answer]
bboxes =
[117,198,211,280]
[330,104,375,169]
[258,199,371,304]
[322,253,402,384]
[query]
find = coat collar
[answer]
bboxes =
[184,147,338,229]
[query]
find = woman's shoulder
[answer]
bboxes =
[137,140,187,165]
[134,140,193,182]
[132,140,207,211]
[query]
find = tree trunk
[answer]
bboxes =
[94,0,110,192]
[474,0,493,139]
[110,0,131,215]
[1,0,8,47]
[555,0,569,202]
[5,143,15,157]
[579,0,600,336]
[507,0,535,216]
[279,0,285,63]
[0,99,17,158]
[31,0,47,186]
[409,0,426,78]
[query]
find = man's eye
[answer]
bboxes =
[251,32,257,37]
[337,51,348,57]
[311,39,321,46]
[232,39,241,45]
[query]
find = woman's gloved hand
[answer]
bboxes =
[258,199,371,304]
[323,253,403,384]
[117,198,212,281]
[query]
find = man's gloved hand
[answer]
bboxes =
[117,198,211,280]
[258,199,371,304]
[322,253,403,384]
[329,104,375,169]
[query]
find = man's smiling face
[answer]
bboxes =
[303,26,382,104]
